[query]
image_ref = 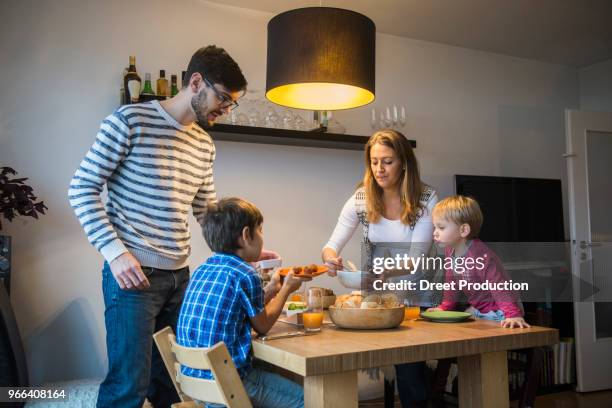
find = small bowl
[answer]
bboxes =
[337,270,363,289]
[322,295,337,309]
[328,305,405,330]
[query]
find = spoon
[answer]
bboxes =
[346,260,358,272]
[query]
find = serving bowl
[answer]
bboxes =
[337,270,363,289]
[328,305,405,330]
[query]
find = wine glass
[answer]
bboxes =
[236,113,249,126]
[247,104,262,127]
[294,111,306,130]
[265,105,280,128]
[281,109,294,129]
[385,106,392,127]
[370,108,378,130]
[399,105,407,127]
[392,105,399,126]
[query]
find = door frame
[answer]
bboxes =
[565,109,612,392]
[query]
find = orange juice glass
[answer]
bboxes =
[302,312,324,331]
[305,288,323,332]
[404,306,421,321]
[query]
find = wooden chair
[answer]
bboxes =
[153,326,252,408]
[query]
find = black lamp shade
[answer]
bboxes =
[266,7,376,110]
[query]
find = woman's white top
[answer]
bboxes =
[324,190,439,257]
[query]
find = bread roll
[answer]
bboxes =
[334,293,363,308]
[381,294,400,308]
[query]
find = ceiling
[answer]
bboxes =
[207,0,612,67]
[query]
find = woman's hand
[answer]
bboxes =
[501,317,531,329]
[322,248,343,276]
[325,256,344,277]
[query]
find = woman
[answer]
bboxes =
[321,129,438,408]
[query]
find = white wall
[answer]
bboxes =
[580,58,612,112]
[0,0,578,384]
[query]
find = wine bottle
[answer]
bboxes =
[120,66,128,105]
[157,70,169,97]
[181,70,187,89]
[171,74,179,96]
[124,56,142,104]
[142,73,154,96]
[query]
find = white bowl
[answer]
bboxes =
[256,258,282,270]
[337,270,363,289]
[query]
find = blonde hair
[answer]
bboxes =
[362,129,425,227]
[433,195,483,239]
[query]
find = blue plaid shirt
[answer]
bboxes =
[176,253,264,379]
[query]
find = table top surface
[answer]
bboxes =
[252,317,558,376]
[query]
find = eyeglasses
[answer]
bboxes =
[203,78,239,111]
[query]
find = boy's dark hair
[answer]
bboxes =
[183,45,247,92]
[203,197,263,253]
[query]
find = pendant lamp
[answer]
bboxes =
[266,7,376,111]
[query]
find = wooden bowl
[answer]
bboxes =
[328,305,405,330]
[322,295,337,309]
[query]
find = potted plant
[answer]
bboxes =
[0,166,47,294]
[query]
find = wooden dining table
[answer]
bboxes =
[252,317,558,408]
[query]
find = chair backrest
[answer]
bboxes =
[153,326,252,408]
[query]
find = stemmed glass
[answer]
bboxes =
[370,108,378,130]
[265,104,280,128]
[399,105,406,127]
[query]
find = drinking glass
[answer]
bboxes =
[404,299,421,321]
[303,288,323,332]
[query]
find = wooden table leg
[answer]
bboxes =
[304,370,358,408]
[457,351,509,408]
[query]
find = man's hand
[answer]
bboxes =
[501,317,531,329]
[109,252,150,290]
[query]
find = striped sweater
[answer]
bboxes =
[68,100,216,269]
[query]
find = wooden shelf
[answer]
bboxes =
[202,123,417,151]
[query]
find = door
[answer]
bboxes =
[565,109,612,392]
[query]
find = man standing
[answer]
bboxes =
[69,46,247,407]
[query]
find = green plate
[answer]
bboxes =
[420,311,472,323]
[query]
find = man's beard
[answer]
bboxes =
[191,89,210,125]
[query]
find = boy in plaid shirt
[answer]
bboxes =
[177,197,307,407]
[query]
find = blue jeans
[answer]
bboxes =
[97,262,190,408]
[395,362,427,408]
[206,367,304,408]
